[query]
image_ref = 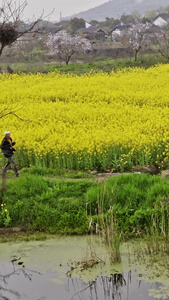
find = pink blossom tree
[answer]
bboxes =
[128,22,151,61]
[46,30,92,65]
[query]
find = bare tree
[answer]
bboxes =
[0,0,52,56]
[153,26,169,60]
[46,30,92,65]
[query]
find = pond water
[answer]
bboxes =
[0,236,169,300]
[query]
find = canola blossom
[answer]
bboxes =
[0,64,169,170]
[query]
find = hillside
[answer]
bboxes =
[66,0,169,21]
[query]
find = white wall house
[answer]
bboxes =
[85,21,91,29]
[153,17,167,27]
[111,24,130,39]
[112,28,121,36]
[153,14,169,28]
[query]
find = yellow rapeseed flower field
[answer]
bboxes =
[0,64,169,170]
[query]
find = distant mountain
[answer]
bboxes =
[66,0,169,21]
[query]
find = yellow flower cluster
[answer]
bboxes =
[0,65,169,168]
[1,203,7,212]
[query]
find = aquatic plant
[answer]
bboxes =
[86,174,169,237]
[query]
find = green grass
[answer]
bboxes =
[0,231,54,243]
[21,166,94,179]
[0,168,169,239]
[0,52,168,75]
[0,171,95,234]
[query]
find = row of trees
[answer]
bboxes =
[44,20,169,64]
[0,0,92,65]
[1,0,169,65]
[45,23,169,64]
[0,1,91,65]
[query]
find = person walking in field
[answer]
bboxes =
[0,131,19,177]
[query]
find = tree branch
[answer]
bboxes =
[0,105,30,121]
[0,0,54,55]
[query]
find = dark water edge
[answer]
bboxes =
[0,237,169,300]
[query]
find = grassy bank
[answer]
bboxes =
[0,168,169,241]
[0,53,168,74]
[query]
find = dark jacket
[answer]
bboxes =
[0,137,16,158]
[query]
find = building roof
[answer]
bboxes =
[148,24,160,33]
[56,20,70,26]
[111,24,130,33]
[77,26,107,34]
[153,13,169,22]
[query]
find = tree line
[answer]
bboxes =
[1,0,169,65]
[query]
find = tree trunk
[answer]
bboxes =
[134,50,138,62]
[65,55,71,65]
[0,44,5,56]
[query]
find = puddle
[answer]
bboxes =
[0,236,169,300]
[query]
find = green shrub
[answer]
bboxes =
[146,183,169,206]
[0,174,93,234]
[4,175,49,201]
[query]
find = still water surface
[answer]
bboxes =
[0,236,169,300]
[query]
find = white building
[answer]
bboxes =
[153,13,169,27]
[85,21,91,29]
[111,24,130,39]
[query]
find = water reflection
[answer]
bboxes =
[67,273,127,300]
[68,272,164,300]
[0,237,169,300]
[0,257,42,300]
[0,258,165,300]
